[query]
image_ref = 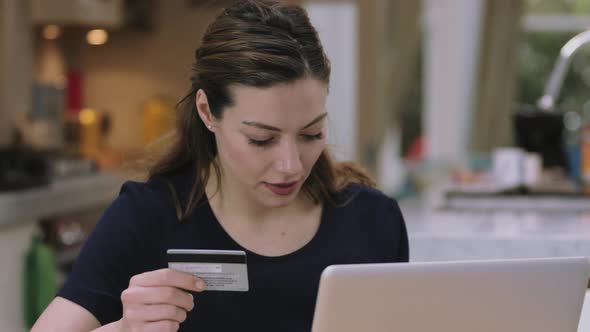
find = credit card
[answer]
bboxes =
[167,249,249,292]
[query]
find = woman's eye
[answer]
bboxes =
[248,137,275,147]
[247,133,323,148]
[301,133,324,141]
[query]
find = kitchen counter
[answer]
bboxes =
[401,194,590,262]
[0,172,124,332]
[0,173,123,227]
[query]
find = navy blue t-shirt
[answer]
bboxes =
[57,170,409,331]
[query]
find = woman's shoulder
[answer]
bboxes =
[119,178,166,199]
[122,164,195,202]
[103,180,170,227]
[329,183,409,262]
[112,170,194,220]
[117,178,170,207]
[328,182,406,227]
[332,182,398,211]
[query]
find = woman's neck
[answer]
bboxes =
[204,165,314,226]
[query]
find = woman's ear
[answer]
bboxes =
[196,89,215,131]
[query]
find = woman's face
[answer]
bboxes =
[198,78,328,208]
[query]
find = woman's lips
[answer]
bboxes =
[265,181,299,196]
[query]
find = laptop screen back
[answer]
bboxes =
[311,257,589,332]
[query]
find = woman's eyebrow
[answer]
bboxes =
[241,112,327,132]
[301,112,328,130]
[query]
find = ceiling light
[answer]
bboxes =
[42,25,61,40]
[86,29,108,45]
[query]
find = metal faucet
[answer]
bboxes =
[537,29,590,112]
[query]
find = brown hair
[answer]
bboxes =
[149,0,374,220]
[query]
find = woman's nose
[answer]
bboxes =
[274,142,303,175]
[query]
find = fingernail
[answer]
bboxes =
[196,280,206,291]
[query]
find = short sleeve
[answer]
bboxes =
[338,184,410,263]
[388,200,409,262]
[56,181,166,325]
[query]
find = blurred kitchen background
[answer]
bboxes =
[2,0,590,330]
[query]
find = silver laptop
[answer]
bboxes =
[311,257,589,332]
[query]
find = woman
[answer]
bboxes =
[32,1,408,331]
